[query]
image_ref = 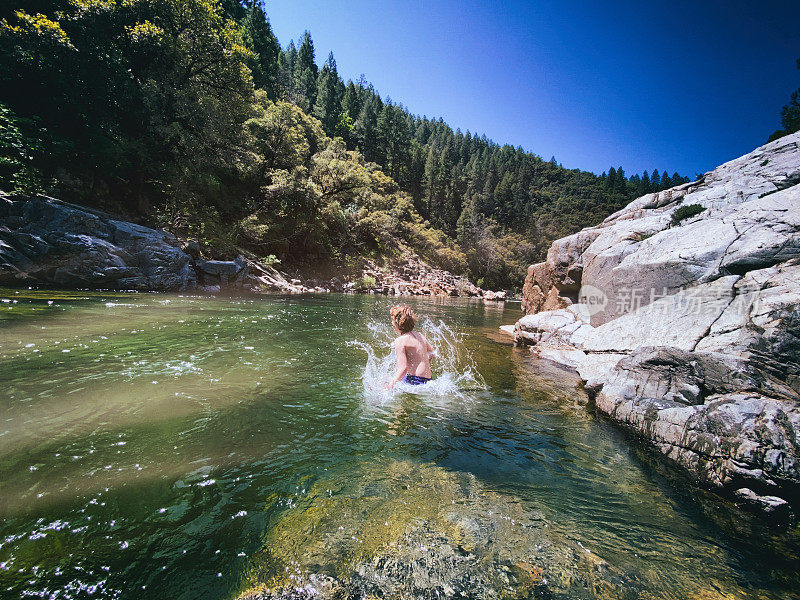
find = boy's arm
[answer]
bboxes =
[386,338,408,389]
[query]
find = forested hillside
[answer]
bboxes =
[0,0,687,288]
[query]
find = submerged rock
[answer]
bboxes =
[236,460,637,600]
[513,131,800,517]
[733,488,794,521]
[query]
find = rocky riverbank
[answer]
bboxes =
[509,131,800,520]
[0,192,505,300]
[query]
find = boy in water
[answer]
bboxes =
[385,305,435,389]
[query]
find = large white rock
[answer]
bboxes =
[513,132,800,516]
[514,304,592,346]
[523,132,800,326]
[581,275,740,352]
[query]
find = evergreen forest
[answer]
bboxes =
[0,0,690,288]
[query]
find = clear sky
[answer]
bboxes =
[265,0,800,177]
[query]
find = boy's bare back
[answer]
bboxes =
[385,305,435,389]
[394,331,433,379]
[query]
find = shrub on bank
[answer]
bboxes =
[671,203,706,225]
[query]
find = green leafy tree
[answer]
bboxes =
[0,2,691,288]
[0,0,254,212]
[333,111,354,142]
[311,137,369,204]
[0,102,39,191]
[220,0,247,21]
[246,97,325,172]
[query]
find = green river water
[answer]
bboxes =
[0,289,798,599]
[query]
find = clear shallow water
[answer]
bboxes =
[0,289,798,599]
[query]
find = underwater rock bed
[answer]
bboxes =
[237,460,681,600]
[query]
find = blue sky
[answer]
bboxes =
[265,0,800,177]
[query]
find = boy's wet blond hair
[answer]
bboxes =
[390,305,415,333]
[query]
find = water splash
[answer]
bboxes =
[350,317,485,402]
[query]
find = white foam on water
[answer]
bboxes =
[350,317,485,405]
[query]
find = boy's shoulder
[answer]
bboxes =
[393,333,415,347]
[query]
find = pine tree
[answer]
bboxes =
[312,52,341,135]
[456,194,480,247]
[769,58,800,141]
[512,177,529,224]
[607,166,617,189]
[354,95,380,163]
[423,146,438,219]
[297,31,317,76]
[339,81,362,147]
[277,42,298,101]
[481,161,498,215]
[494,171,515,225]
[374,102,392,167]
[641,171,651,195]
[780,89,800,136]
[375,102,410,181]
[443,182,459,234]
[460,131,472,164]
[615,166,626,193]
[294,31,318,112]
[244,1,281,97]
[405,142,426,211]
[415,119,431,145]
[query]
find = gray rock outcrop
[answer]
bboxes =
[0,193,194,290]
[0,192,318,295]
[513,131,800,518]
[350,255,493,298]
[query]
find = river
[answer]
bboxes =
[0,290,798,599]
